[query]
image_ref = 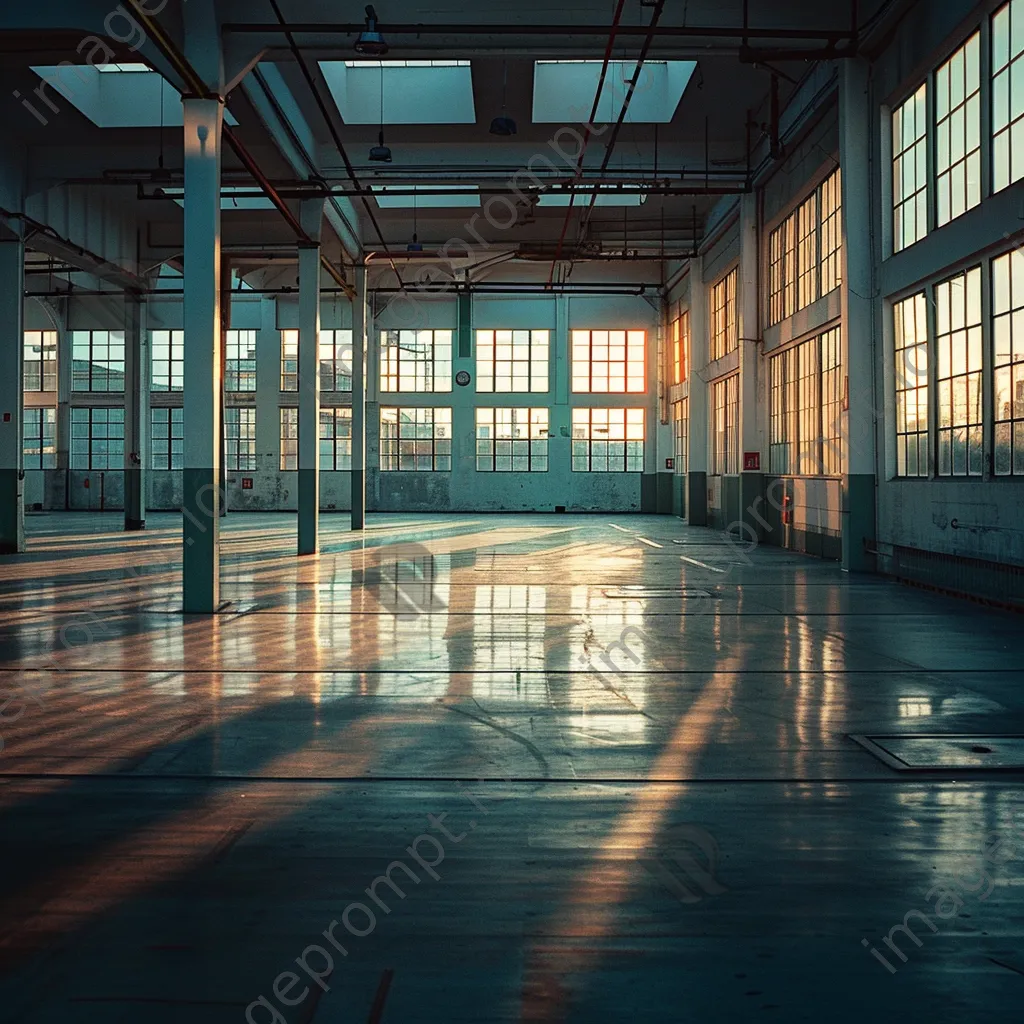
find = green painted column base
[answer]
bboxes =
[298,468,319,555]
[0,469,25,554]
[842,473,877,573]
[182,466,222,613]
[686,472,707,526]
[739,472,766,541]
[124,466,145,531]
[351,468,365,530]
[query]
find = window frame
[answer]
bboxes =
[380,329,453,393]
[71,330,125,393]
[893,291,932,479]
[23,331,58,393]
[570,329,647,394]
[710,270,739,361]
[70,406,124,469]
[151,330,184,392]
[225,406,257,471]
[379,407,453,471]
[151,406,184,470]
[475,407,550,472]
[319,407,353,471]
[225,330,258,393]
[570,408,645,473]
[23,407,56,469]
[476,329,550,393]
[280,406,299,471]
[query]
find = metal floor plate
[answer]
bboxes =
[850,734,1024,770]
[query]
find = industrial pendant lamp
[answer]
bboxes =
[489,61,516,136]
[408,193,423,251]
[369,63,392,162]
[355,5,388,56]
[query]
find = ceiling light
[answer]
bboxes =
[489,116,517,136]
[489,61,516,136]
[355,5,388,57]
[369,129,392,162]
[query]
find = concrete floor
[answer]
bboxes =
[0,512,1022,1022]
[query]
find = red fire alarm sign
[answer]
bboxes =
[665,458,674,470]
[744,452,761,472]
[242,478,254,490]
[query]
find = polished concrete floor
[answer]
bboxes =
[0,511,1022,1022]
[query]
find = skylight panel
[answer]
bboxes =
[372,185,480,209]
[536,190,647,207]
[96,62,152,72]
[533,60,696,124]
[319,60,476,124]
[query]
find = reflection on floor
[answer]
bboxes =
[0,512,1022,1022]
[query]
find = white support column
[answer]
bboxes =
[839,57,877,572]
[685,257,709,526]
[124,296,148,531]
[298,201,324,554]
[351,266,367,530]
[0,237,25,553]
[182,97,224,612]
[738,191,765,538]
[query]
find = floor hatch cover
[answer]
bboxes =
[850,734,1024,770]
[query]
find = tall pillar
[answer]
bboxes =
[0,237,25,553]
[297,206,323,554]
[839,57,877,572]
[685,257,708,526]
[737,191,765,538]
[351,266,367,530]
[124,297,148,530]
[182,97,224,612]
[55,305,71,510]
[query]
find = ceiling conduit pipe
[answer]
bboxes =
[546,0,628,285]
[123,0,354,299]
[267,0,405,290]
[565,0,667,281]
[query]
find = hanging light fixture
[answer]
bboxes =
[369,129,392,162]
[369,61,392,161]
[489,60,516,136]
[355,5,388,56]
[408,191,423,251]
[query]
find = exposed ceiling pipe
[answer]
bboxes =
[266,0,406,290]
[222,21,858,45]
[249,64,361,259]
[547,0,628,284]
[123,0,355,299]
[564,0,667,281]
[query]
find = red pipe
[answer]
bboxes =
[547,0,628,285]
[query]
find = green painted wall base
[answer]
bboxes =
[124,466,145,531]
[686,472,707,526]
[842,473,877,572]
[671,474,686,519]
[0,469,24,554]
[182,467,221,613]
[351,468,365,530]
[739,472,766,540]
[641,473,676,513]
[298,468,319,554]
